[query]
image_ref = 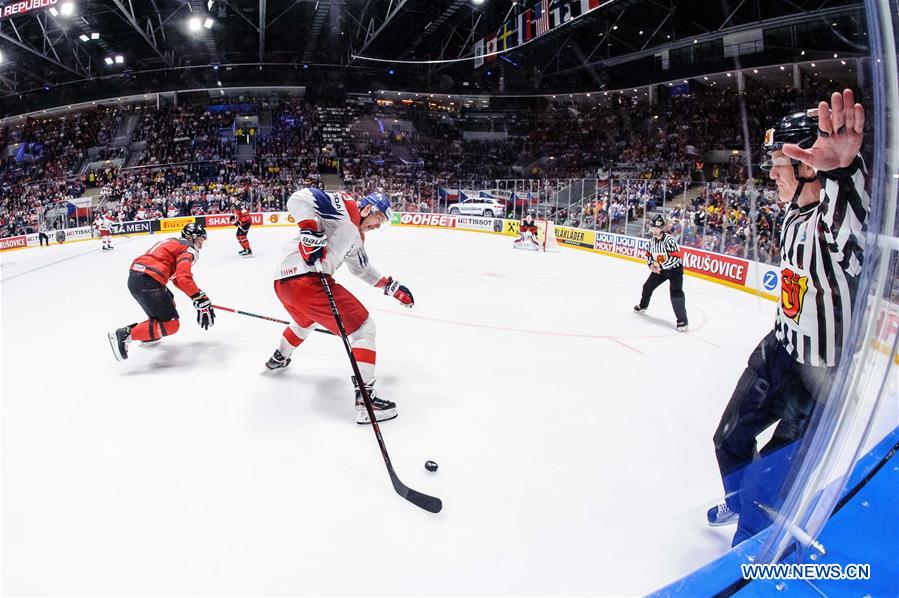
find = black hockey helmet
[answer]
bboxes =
[182,222,207,241]
[761,109,820,203]
[649,214,665,228]
[760,111,818,172]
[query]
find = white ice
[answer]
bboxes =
[3,224,783,595]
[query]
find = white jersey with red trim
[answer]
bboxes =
[274,187,383,284]
[94,215,112,232]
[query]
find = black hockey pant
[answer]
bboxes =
[639,266,688,323]
[713,331,835,545]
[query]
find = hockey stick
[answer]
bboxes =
[314,264,443,514]
[212,305,334,335]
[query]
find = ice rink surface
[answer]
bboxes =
[1,225,777,596]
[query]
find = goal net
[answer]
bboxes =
[535,219,560,252]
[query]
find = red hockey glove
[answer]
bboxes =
[379,276,414,308]
[297,220,327,266]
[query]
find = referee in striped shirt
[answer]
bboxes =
[709,90,869,545]
[633,214,689,331]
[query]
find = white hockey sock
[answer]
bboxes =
[278,322,315,358]
[349,317,377,385]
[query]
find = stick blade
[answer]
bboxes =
[389,467,443,513]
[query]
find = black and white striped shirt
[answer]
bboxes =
[645,234,683,270]
[774,156,869,368]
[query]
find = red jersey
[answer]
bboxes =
[233,209,252,227]
[130,238,201,297]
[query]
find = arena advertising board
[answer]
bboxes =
[264,212,296,226]
[159,216,197,233]
[500,219,520,236]
[110,220,152,236]
[680,247,748,286]
[454,216,497,232]
[554,226,596,249]
[25,225,93,246]
[202,213,265,228]
[1,0,56,19]
[395,213,457,228]
[593,232,651,258]
[0,235,28,251]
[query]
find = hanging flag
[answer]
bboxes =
[473,37,485,68]
[517,8,534,45]
[485,34,498,61]
[534,1,550,36]
[497,20,518,51]
[549,0,571,27]
[578,0,602,15]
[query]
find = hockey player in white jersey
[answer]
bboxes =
[265,188,415,424]
[94,211,113,251]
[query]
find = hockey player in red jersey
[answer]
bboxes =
[231,204,253,256]
[513,210,541,250]
[107,223,216,361]
[265,189,414,424]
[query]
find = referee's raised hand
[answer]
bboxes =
[782,88,865,172]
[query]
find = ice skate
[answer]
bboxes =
[707,503,738,526]
[353,376,397,424]
[633,304,646,313]
[108,325,133,361]
[265,349,291,370]
[676,321,689,332]
[241,248,253,257]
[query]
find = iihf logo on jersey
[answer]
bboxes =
[781,268,809,322]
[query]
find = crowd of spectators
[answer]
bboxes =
[132,105,237,165]
[0,79,855,257]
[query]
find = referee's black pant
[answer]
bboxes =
[38,232,49,246]
[638,265,688,324]
[713,331,835,546]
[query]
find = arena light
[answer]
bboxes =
[59,2,74,16]
[0,50,4,64]
[104,56,114,65]
[79,34,89,42]
[91,32,100,40]
[188,16,202,32]
[115,55,124,64]
[204,18,214,29]
[49,7,59,15]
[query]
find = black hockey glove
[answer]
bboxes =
[192,291,216,329]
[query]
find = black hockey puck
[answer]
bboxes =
[424,460,438,472]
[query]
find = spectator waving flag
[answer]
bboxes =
[534,1,550,36]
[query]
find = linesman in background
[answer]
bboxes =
[633,214,689,331]
[709,90,869,546]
